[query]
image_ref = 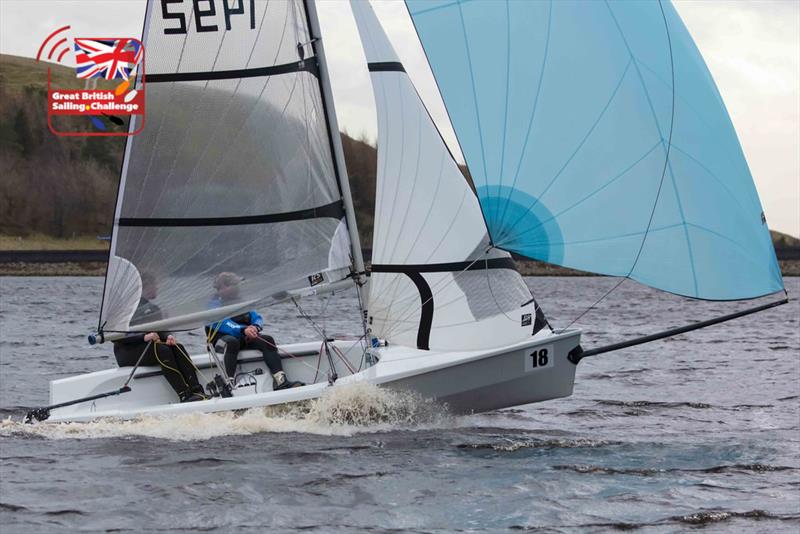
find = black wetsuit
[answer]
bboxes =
[113,298,202,397]
[206,312,283,379]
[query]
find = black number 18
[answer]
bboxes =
[530,348,548,368]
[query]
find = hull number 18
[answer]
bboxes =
[524,345,554,372]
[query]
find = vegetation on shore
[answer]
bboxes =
[1,53,797,278]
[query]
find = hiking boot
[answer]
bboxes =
[272,371,305,390]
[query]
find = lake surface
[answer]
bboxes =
[1,276,798,532]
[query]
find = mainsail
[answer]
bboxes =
[352,1,547,351]
[99,0,356,335]
[407,0,784,301]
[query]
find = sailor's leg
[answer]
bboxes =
[152,343,191,397]
[245,334,282,374]
[171,343,202,391]
[246,334,304,389]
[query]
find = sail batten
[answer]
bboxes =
[117,200,344,227]
[407,0,784,301]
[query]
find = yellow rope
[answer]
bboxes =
[152,340,190,391]
[173,342,211,385]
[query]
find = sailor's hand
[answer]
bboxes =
[144,332,160,342]
[244,325,258,339]
[166,335,177,346]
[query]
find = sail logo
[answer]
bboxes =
[37,26,145,137]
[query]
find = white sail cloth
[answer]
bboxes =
[100,0,352,334]
[351,1,543,351]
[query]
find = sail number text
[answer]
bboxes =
[160,0,256,34]
[525,345,554,372]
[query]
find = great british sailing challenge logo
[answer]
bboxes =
[37,26,145,136]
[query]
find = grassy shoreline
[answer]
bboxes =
[1,234,798,276]
[1,260,797,277]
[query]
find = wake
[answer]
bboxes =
[0,382,449,441]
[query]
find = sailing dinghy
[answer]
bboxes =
[29,0,786,424]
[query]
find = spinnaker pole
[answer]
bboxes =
[569,296,789,364]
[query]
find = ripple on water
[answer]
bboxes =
[552,463,798,476]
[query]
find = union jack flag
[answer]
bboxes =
[74,38,142,80]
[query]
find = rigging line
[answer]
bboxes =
[314,340,324,383]
[354,276,370,354]
[556,276,627,334]
[332,344,356,374]
[152,341,191,391]
[495,0,552,235]
[557,0,677,333]
[619,0,677,279]
[173,342,211,386]
[291,296,327,340]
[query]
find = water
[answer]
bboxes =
[1,276,798,532]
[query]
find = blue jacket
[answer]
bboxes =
[207,297,264,340]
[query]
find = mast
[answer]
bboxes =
[304,0,367,283]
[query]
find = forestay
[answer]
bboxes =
[351,1,547,352]
[100,0,352,335]
[407,0,784,300]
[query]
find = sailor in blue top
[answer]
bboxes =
[206,272,304,390]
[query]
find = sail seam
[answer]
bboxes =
[146,59,318,83]
[117,200,344,227]
[496,0,552,234]
[456,1,491,218]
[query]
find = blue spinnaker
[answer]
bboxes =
[406,0,783,300]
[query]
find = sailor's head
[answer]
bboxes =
[213,272,242,301]
[140,271,158,300]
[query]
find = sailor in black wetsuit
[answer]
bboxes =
[206,272,304,390]
[113,273,206,403]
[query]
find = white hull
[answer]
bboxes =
[46,330,581,423]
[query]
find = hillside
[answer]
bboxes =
[0,53,378,243]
